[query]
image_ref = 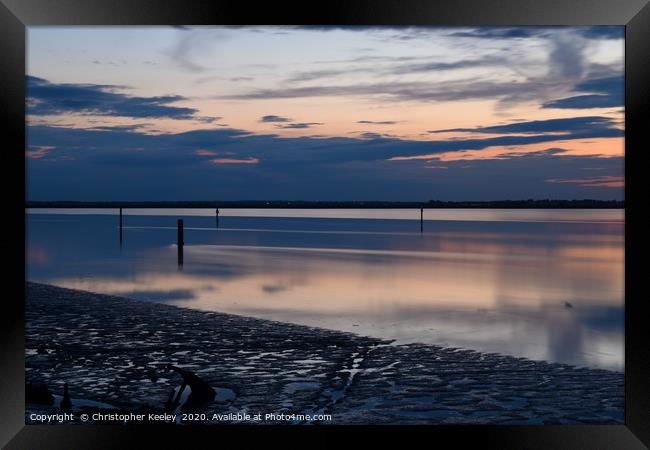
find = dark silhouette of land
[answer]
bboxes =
[26,199,623,209]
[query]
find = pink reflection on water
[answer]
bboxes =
[51,234,624,370]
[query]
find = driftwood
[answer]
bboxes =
[60,382,72,411]
[165,365,215,411]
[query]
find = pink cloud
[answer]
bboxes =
[545,176,624,188]
[194,149,236,156]
[209,157,259,164]
[193,149,218,156]
[26,146,55,159]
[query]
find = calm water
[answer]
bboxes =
[26,208,624,371]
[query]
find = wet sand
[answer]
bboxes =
[25,282,623,425]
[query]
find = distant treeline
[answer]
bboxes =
[26,199,624,209]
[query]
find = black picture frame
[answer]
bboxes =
[1,0,648,447]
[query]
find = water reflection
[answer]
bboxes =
[26,210,624,370]
[27,207,624,223]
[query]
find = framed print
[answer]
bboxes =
[1,0,649,448]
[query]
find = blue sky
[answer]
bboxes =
[26,26,624,201]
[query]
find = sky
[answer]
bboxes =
[26,26,624,201]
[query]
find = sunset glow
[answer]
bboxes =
[26,26,624,201]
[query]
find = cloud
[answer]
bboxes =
[27,113,621,170]
[26,146,55,159]
[548,31,587,79]
[196,116,222,123]
[545,175,624,188]
[284,57,501,85]
[218,79,547,104]
[287,25,622,41]
[429,116,619,135]
[358,132,384,140]
[27,76,200,120]
[314,54,421,65]
[288,25,623,47]
[91,59,126,66]
[448,28,548,39]
[220,72,617,112]
[194,149,236,156]
[88,124,151,132]
[259,115,292,123]
[388,56,507,74]
[543,76,624,109]
[26,123,623,201]
[215,29,620,110]
[543,95,622,109]
[259,115,323,129]
[577,27,624,40]
[357,120,399,125]
[283,57,482,82]
[209,157,259,164]
[193,149,219,156]
[448,26,623,41]
[287,69,352,83]
[275,122,323,129]
[230,76,254,82]
[166,28,216,72]
[388,130,622,162]
[240,30,619,110]
[289,25,405,33]
[500,148,569,158]
[25,145,74,162]
[569,77,624,97]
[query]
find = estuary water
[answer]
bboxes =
[26,208,624,370]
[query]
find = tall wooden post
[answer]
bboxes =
[177,219,184,246]
[177,219,184,267]
[119,207,123,244]
[216,208,219,227]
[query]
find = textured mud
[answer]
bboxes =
[25,282,623,425]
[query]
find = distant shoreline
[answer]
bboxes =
[26,199,624,209]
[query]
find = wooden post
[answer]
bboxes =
[119,207,123,244]
[177,219,184,246]
[177,219,184,267]
[420,207,423,233]
[216,208,219,227]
